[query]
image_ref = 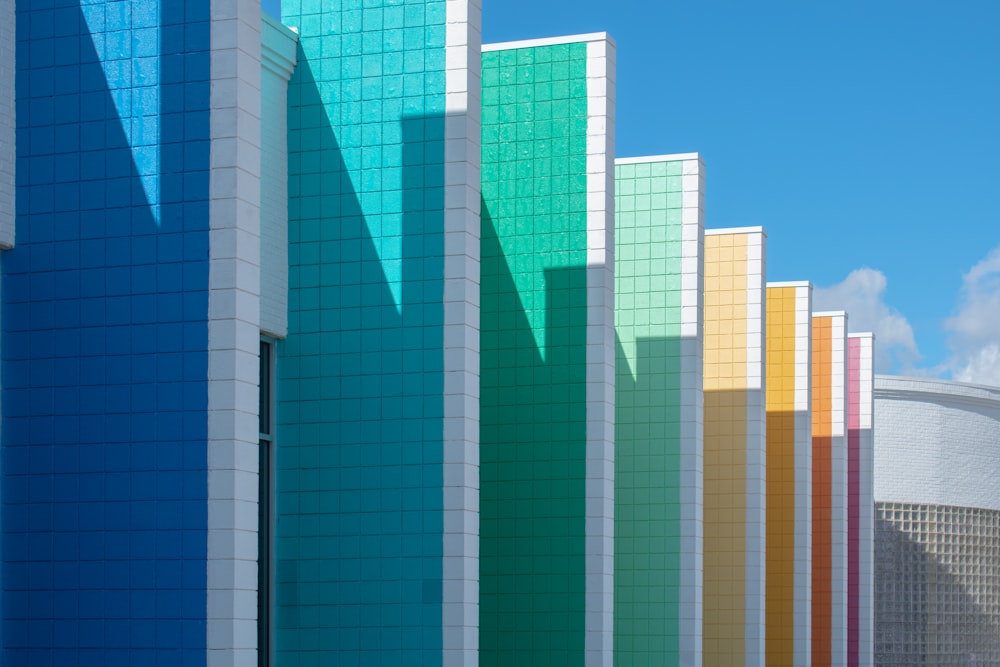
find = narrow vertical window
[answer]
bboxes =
[258,339,274,667]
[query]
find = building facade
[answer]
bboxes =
[765,282,813,667]
[702,227,766,667]
[874,376,1000,666]
[614,154,704,667]
[1,1,887,665]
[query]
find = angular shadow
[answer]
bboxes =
[614,333,687,659]
[3,2,211,664]
[703,386,760,663]
[479,200,588,666]
[764,408,798,665]
[275,46,447,663]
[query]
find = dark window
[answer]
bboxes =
[258,339,274,667]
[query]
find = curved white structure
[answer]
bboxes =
[874,376,1000,666]
[875,376,1000,511]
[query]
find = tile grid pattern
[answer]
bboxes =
[0,7,11,651]
[811,312,848,667]
[680,158,706,667]
[585,36,616,667]
[874,376,1000,511]
[0,0,13,248]
[743,232,766,666]
[764,282,813,667]
[702,228,764,667]
[207,1,263,665]
[211,0,267,663]
[5,1,215,662]
[793,286,813,667]
[812,315,833,667]
[849,334,874,667]
[875,502,1000,664]
[278,0,455,662]
[703,230,748,667]
[613,154,703,666]
[479,36,595,665]
[829,314,848,667]
[442,1,482,664]
[874,376,1000,664]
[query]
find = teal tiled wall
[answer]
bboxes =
[277,1,450,663]
[479,41,591,666]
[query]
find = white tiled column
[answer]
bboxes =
[207,1,263,666]
[794,286,813,667]
[854,334,874,667]
[442,1,482,665]
[679,157,705,667]
[829,313,849,667]
[0,0,15,249]
[585,34,616,667]
[745,231,766,666]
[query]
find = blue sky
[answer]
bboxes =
[265,1,1000,384]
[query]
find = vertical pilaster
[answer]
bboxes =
[681,157,706,667]
[207,1,263,665]
[744,232,766,666]
[0,0,13,248]
[848,332,874,667]
[442,1,483,664]
[585,35,616,667]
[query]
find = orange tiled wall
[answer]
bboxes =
[765,285,804,667]
[812,316,834,667]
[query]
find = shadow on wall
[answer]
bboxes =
[703,386,757,663]
[875,514,1000,666]
[276,49,449,662]
[614,333,688,658]
[764,408,804,667]
[4,1,211,662]
[479,200,588,666]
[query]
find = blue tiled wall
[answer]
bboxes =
[277,0,449,663]
[3,3,211,664]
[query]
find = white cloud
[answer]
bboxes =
[945,246,1000,386]
[813,268,921,373]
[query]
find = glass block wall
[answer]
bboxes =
[875,503,1000,666]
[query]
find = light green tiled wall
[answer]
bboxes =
[480,42,590,666]
[615,159,687,664]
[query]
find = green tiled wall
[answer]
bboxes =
[277,1,449,663]
[614,159,687,664]
[480,41,590,665]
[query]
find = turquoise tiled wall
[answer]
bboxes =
[277,1,452,663]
